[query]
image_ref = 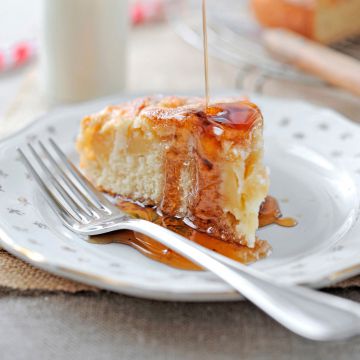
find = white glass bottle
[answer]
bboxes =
[40,0,128,104]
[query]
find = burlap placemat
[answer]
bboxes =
[1,70,360,293]
[0,249,97,293]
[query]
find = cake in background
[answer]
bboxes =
[77,96,269,248]
[251,0,360,44]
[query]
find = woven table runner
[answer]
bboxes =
[1,71,360,293]
[0,249,97,293]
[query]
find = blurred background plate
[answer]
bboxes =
[165,0,360,85]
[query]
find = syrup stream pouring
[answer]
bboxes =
[202,0,209,108]
[18,139,360,341]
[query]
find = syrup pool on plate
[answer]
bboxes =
[89,196,296,271]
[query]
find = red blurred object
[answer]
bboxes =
[0,53,4,71]
[131,0,165,25]
[0,39,36,72]
[14,42,31,65]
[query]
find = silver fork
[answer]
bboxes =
[18,139,360,341]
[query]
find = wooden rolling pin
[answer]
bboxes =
[263,29,360,97]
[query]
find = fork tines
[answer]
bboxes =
[17,139,117,229]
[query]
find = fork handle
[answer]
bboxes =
[117,219,360,341]
[83,218,360,340]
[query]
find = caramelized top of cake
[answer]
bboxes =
[104,96,262,143]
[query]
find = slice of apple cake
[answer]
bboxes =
[76,96,269,248]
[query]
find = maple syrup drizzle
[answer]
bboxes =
[204,102,262,131]
[138,99,265,252]
[202,0,209,108]
[259,196,298,228]
[89,196,296,271]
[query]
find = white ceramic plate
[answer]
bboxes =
[1,94,360,301]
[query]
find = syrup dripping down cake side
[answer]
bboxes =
[76,96,269,248]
